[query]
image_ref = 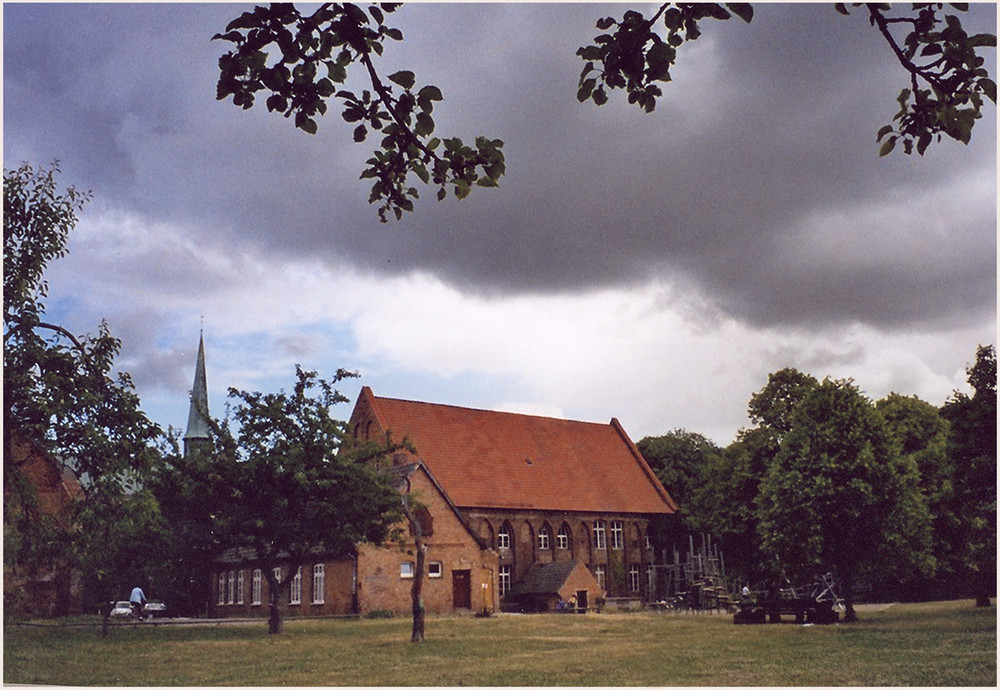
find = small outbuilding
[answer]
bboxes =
[507,560,604,613]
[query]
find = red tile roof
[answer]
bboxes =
[356,388,677,515]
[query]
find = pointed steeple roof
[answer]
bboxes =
[184,333,211,443]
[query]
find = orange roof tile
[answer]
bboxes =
[359,388,677,515]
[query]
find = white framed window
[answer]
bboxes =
[273,566,282,585]
[428,562,443,578]
[400,561,414,579]
[593,521,607,550]
[218,573,226,605]
[237,570,245,604]
[594,565,606,589]
[557,524,570,550]
[252,569,263,605]
[611,521,624,550]
[290,566,302,605]
[227,571,235,605]
[629,564,640,593]
[312,563,325,604]
[497,524,511,550]
[499,565,511,596]
[538,526,550,551]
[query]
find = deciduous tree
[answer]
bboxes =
[207,366,404,633]
[876,393,955,600]
[4,162,163,615]
[940,345,996,607]
[756,378,933,621]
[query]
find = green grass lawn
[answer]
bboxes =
[4,600,995,686]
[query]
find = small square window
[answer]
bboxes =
[428,562,443,578]
[400,562,414,579]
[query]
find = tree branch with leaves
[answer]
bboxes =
[214,3,505,222]
[575,2,994,155]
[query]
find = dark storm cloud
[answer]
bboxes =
[5,3,995,332]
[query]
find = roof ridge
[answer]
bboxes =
[372,392,613,428]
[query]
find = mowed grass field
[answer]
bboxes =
[4,600,995,686]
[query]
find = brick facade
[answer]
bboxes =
[209,387,675,618]
[466,510,656,601]
[209,464,498,618]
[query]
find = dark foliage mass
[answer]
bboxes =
[640,347,997,610]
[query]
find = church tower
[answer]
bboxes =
[183,333,212,458]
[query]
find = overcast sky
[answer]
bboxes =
[5,2,996,445]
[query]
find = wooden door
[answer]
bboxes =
[452,570,471,609]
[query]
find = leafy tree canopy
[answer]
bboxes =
[756,377,933,620]
[205,365,404,633]
[4,162,164,611]
[940,344,996,606]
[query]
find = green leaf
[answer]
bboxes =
[385,27,403,41]
[663,7,682,30]
[834,3,850,16]
[979,77,997,104]
[725,3,754,23]
[354,124,367,142]
[388,70,415,90]
[705,4,731,20]
[417,85,443,102]
[969,33,997,48]
[878,136,897,157]
[577,78,596,102]
[875,124,894,141]
[592,86,608,106]
[326,62,348,83]
[266,94,287,113]
[414,112,434,137]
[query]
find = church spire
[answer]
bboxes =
[183,332,211,458]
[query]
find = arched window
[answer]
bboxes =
[538,524,551,551]
[497,522,512,551]
[557,523,571,550]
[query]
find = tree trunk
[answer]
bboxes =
[842,570,857,623]
[974,564,993,607]
[402,496,426,642]
[411,544,426,643]
[265,569,284,635]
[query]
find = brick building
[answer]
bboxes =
[344,387,677,612]
[204,353,676,617]
[5,434,85,616]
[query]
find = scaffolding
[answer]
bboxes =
[649,533,735,613]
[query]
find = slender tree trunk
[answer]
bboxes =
[401,496,425,642]
[411,542,426,642]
